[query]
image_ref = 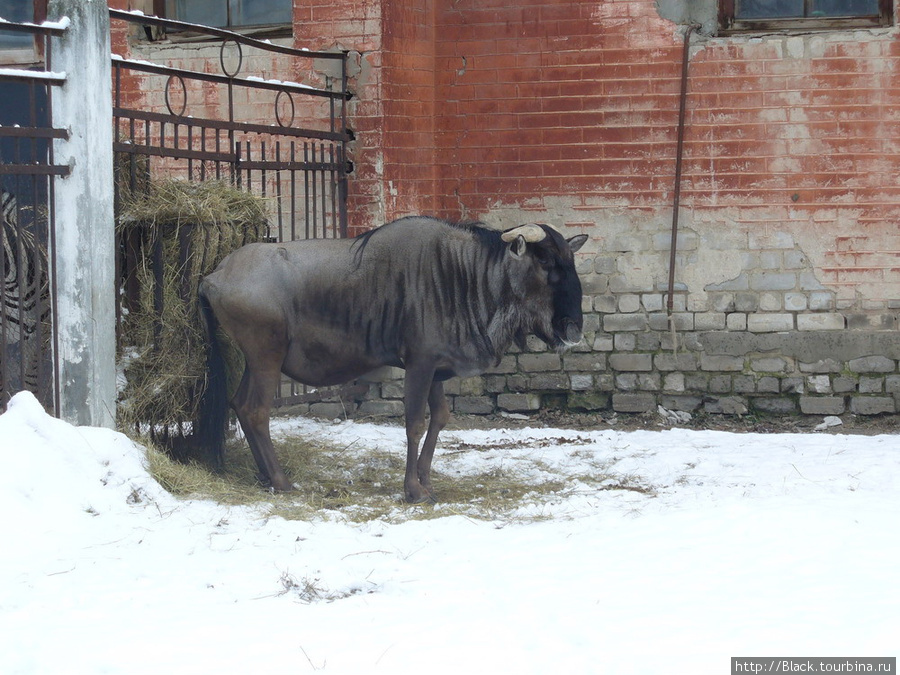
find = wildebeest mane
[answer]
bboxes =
[342,217,518,366]
[350,217,505,269]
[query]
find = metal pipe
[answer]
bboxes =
[666,24,700,314]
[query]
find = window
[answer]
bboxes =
[0,0,37,51]
[165,0,292,29]
[719,0,893,32]
[0,1,47,64]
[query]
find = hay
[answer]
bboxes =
[143,430,633,525]
[121,178,268,233]
[118,179,267,450]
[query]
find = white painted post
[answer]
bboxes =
[49,0,116,428]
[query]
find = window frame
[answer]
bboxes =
[718,0,894,33]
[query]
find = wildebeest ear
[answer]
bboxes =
[567,234,588,252]
[509,234,528,259]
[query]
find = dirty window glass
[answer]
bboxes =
[167,0,291,28]
[737,0,879,18]
[811,0,881,15]
[723,0,890,31]
[0,0,34,49]
[737,0,804,18]
[235,0,291,26]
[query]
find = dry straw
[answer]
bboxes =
[144,432,577,523]
[142,427,647,524]
[118,179,267,454]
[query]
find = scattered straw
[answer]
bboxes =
[142,429,639,524]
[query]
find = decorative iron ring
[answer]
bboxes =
[219,39,243,78]
[164,74,187,117]
[275,89,295,128]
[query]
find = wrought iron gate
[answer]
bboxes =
[0,19,68,414]
[2,12,353,416]
[109,10,353,409]
[110,10,349,240]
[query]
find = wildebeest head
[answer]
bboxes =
[501,223,588,352]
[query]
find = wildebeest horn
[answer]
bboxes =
[501,224,547,243]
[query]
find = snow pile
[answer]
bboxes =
[0,392,171,528]
[1,390,898,674]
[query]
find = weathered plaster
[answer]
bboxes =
[50,0,117,427]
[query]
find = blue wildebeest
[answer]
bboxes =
[198,216,587,502]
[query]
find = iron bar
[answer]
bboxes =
[290,142,296,241]
[108,9,344,61]
[0,18,66,36]
[0,165,69,176]
[114,106,347,143]
[111,55,344,102]
[275,141,283,243]
[0,126,68,140]
[0,22,62,412]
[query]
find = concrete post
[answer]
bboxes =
[49,0,116,428]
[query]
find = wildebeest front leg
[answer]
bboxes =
[402,363,437,503]
[416,380,450,497]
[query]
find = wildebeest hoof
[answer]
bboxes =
[258,473,294,492]
[404,487,436,504]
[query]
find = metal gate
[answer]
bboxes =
[0,19,68,414]
[110,10,349,239]
[109,10,353,409]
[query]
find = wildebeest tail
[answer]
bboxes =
[197,286,229,470]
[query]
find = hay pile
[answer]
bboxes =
[118,179,267,450]
[145,432,576,523]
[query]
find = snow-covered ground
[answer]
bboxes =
[1,390,897,674]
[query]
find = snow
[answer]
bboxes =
[39,17,70,32]
[1,390,897,674]
[110,54,157,69]
[0,16,70,32]
[0,68,66,82]
[245,74,315,91]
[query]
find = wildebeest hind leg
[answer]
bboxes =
[232,362,293,492]
[416,380,450,498]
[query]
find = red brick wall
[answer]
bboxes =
[292,0,437,234]
[433,0,682,217]
[381,0,437,218]
[423,0,900,304]
[103,0,900,415]
[108,0,145,109]
[107,0,900,304]
[685,35,900,303]
[293,0,384,235]
[429,1,900,213]
[322,0,900,306]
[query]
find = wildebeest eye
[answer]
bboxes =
[534,249,552,268]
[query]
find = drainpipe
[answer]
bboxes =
[666,24,701,318]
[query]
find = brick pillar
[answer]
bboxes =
[294,0,437,232]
